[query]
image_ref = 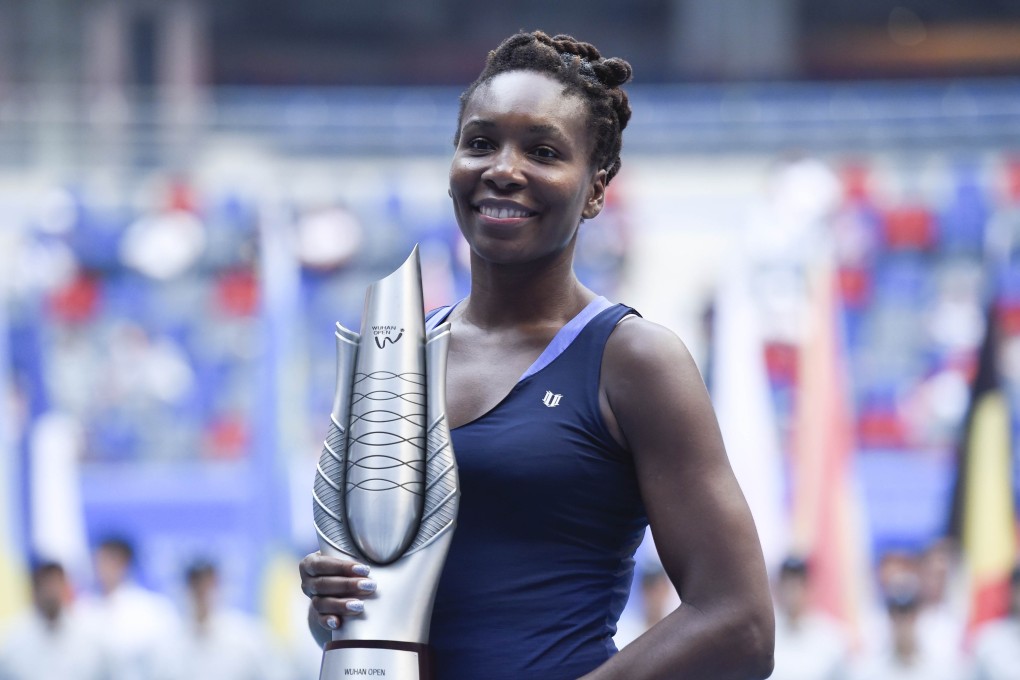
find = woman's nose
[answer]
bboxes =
[482,146,526,190]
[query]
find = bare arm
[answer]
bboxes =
[583,317,775,679]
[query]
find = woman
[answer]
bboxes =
[300,30,775,679]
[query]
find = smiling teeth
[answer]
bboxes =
[479,206,532,219]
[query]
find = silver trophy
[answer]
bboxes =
[312,246,458,680]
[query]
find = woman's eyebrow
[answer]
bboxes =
[462,119,567,140]
[527,124,568,141]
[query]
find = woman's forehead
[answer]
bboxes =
[463,70,587,125]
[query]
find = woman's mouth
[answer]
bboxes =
[476,205,536,220]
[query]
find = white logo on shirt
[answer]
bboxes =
[542,391,563,408]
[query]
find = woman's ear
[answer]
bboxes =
[581,169,608,220]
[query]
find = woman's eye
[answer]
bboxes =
[533,147,558,159]
[466,138,493,151]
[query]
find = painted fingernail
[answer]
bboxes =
[326,617,338,629]
[357,579,377,593]
[352,564,371,577]
[346,600,365,613]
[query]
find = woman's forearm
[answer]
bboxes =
[580,602,775,680]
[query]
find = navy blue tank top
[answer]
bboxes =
[426,298,648,680]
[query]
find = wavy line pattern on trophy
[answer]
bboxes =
[345,367,426,563]
[347,370,427,493]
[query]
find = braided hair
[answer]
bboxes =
[455,31,633,185]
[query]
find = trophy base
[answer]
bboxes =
[320,640,433,680]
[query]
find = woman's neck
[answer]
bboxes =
[461,250,594,330]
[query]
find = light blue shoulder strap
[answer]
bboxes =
[425,301,460,331]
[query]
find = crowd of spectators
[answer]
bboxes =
[0,538,310,680]
[6,539,1019,680]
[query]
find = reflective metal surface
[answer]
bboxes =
[312,245,459,656]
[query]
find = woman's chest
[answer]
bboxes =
[449,379,643,542]
[444,331,552,428]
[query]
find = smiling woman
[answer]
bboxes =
[449,70,601,267]
[300,30,775,680]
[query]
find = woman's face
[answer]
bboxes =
[449,70,607,267]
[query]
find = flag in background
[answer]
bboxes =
[790,259,874,648]
[711,256,788,574]
[0,463,27,627]
[0,263,28,625]
[28,412,91,577]
[0,432,28,625]
[947,303,1018,636]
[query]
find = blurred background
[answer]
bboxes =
[1,1,1020,678]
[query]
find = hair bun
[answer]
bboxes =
[594,58,632,89]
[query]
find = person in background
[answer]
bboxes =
[770,555,850,680]
[860,549,921,658]
[915,538,966,665]
[861,541,967,666]
[77,537,178,680]
[969,563,1020,680]
[852,577,962,680]
[153,560,290,680]
[0,560,109,680]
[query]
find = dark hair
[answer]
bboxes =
[30,560,65,585]
[455,30,633,185]
[779,555,809,578]
[97,536,135,565]
[185,559,218,586]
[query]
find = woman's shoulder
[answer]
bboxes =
[600,312,712,433]
[604,313,698,376]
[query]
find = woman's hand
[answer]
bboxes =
[300,552,378,639]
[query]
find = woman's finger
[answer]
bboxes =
[300,552,372,578]
[312,596,368,630]
[303,576,377,598]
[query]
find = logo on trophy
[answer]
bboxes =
[312,246,459,680]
